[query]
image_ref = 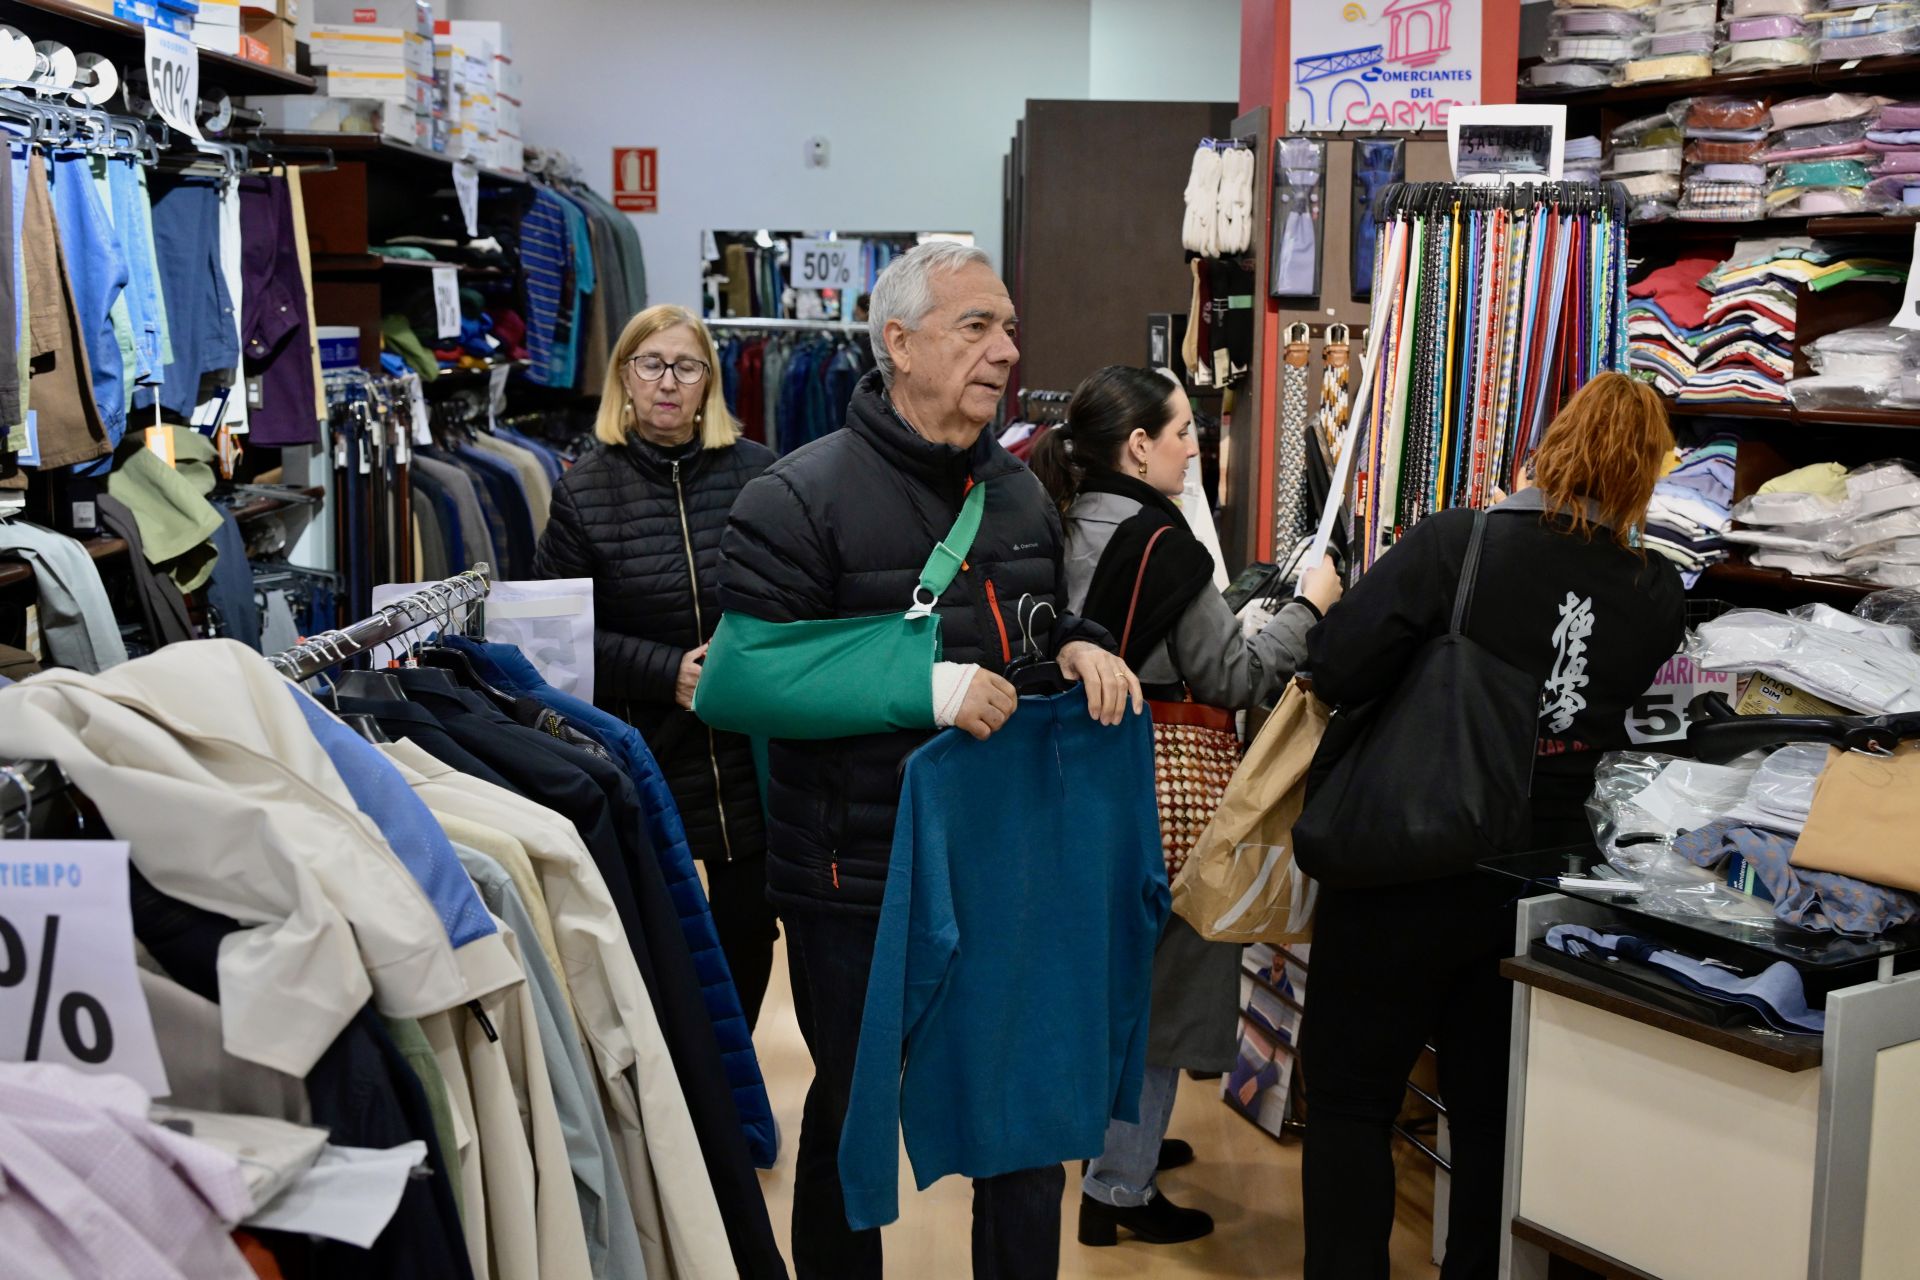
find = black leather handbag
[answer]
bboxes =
[1293,511,1542,890]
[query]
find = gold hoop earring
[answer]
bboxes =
[1136,460,1148,477]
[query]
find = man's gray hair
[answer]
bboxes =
[868,240,994,387]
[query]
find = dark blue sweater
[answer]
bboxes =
[839,686,1169,1229]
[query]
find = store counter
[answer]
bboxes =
[1486,849,1920,1280]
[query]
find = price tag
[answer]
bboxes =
[487,362,510,430]
[1626,653,1737,745]
[789,237,862,292]
[1897,224,1920,332]
[431,265,461,340]
[408,376,432,446]
[144,26,203,144]
[452,160,479,238]
[0,841,168,1096]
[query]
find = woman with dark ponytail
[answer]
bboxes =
[1042,365,1343,1248]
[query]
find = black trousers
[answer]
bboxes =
[705,853,780,1028]
[784,905,1066,1280]
[1302,873,1516,1280]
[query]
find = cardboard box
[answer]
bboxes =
[1735,674,1855,718]
[313,0,429,35]
[192,20,242,54]
[440,18,509,61]
[240,14,296,71]
[239,0,298,20]
[309,24,407,65]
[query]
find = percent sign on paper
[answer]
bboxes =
[0,842,168,1095]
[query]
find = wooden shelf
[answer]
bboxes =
[1632,215,1920,244]
[0,534,128,590]
[0,0,316,97]
[1520,52,1920,109]
[313,253,514,279]
[262,131,526,187]
[228,486,323,523]
[1502,955,1823,1072]
[1664,400,1920,431]
[1697,559,1878,604]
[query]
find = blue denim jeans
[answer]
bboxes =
[1082,1064,1181,1207]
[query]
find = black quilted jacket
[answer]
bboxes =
[534,433,774,865]
[716,371,1110,913]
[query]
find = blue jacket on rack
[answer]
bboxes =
[442,635,780,1168]
[838,686,1169,1230]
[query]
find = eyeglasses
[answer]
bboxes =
[628,354,710,385]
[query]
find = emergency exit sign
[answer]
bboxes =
[613,147,657,213]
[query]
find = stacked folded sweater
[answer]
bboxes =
[1675,96,1772,221]
[1725,461,1920,585]
[1716,0,1817,73]
[1626,248,1796,404]
[1609,110,1686,220]
[1645,439,1736,585]
[1565,134,1604,183]
[1812,0,1920,63]
[1864,101,1920,212]
[1526,0,1658,89]
[1623,0,1715,82]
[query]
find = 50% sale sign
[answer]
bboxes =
[0,842,169,1095]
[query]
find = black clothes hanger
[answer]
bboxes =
[417,645,520,712]
[1005,596,1071,695]
[1687,693,1920,764]
[343,714,393,744]
[336,669,408,701]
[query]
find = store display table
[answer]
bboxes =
[1482,849,1920,1280]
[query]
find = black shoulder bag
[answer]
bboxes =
[1292,510,1542,890]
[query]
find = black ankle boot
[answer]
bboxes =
[1077,1191,1215,1246]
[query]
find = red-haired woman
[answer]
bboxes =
[1297,372,1687,1280]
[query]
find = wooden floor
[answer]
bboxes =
[751,936,1443,1278]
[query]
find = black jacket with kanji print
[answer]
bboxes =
[1305,491,1686,841]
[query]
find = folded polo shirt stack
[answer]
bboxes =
[1865,102,1920,212]
[1525,0,1657,88]
[1645,438,1736,586]
[1762,92,1889,214]
[1622,0,1715,81]
[1813,0,1920,63]
[1717,0,1818,71]
[1726,460,1920,585]
[1675,96,1773,222]
[1608,110,1685,220]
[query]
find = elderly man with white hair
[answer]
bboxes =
[716,241,1140,1278]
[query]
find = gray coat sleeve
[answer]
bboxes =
[1167,592,1316,710]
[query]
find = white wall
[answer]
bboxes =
[449,0,1237,309]
[1089,0,1242,101]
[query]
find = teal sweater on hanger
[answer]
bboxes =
[838,686,1170,1231]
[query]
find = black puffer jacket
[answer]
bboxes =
[716,372,1110,913]
[534,433,774,865]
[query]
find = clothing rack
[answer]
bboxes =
[706,316,867,334]
[267,563,491,681]
[1015,388,1072,427]
[0,758,73,839]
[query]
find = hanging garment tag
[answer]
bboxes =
[143,27,204,144]
[214,422,242,480]
[432,266,461,341]
[357,433,371,476]
[408,377,432,446]
[68,501,95,532]
[452,160,480,238]
[487,362,510,429]
[1897,224,1920,332]
[1213,348,1231,386]
[0,841,171,1097]
[16,410,38,467]
[143,426,178,468]
[246,376,265,411]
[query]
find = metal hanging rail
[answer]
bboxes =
[704,316,867,334]
[267,563,491,681]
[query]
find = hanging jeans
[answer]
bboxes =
[784,905,1066,1279]
[1351,140,1406,302]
